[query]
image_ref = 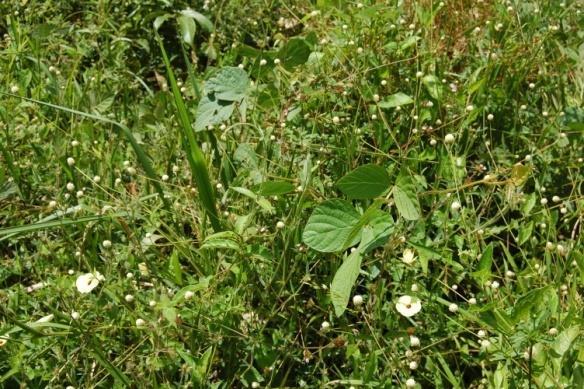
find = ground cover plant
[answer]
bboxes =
[1,0,583,387]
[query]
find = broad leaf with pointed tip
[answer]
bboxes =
[302,199,361,252]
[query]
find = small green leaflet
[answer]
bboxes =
[330,249,362,317]
[256,181,295,196]
[336,164,390,199]
[471,243,493,285]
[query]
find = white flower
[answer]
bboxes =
[67,157,75,166]
[415,71,424,78]
[402,249,417,265]
[487,113,494,121]
[93,175,101,183]
[396,295,422,317]
[410,336,420,347]
[352,294,364,306]
[332,116,340,124]
[102,240,112,248]
[409,361,418,370]
[149,300,157,307]
[448,303,459,313]
[135,318,146,327]
[406,378,416,388]
[276,221,285,229]
[552,195,561,203]
[10,85,19,93]
[66,182,75,191]
[259,59,267,66]
[468,297,477,305]
[71,140,80,147]
[251,382,260,389]
[184,290,195,300]
[429,139,437,146]
[548,327,558,336]
[71,311,80,320]
[125,294,134,303]
[75,272,103,294]
[161,174,169,181]
[321,321,331,331]
[477,330,487,338]
[410,284,419,292]
[451,201,461,212]
[444,133,455,144]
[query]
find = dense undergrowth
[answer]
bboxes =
[1,0,583,387]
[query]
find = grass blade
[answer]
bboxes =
[157,36,221,231]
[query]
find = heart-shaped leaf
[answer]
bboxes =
[336,164,390,199]
[302,199,361,252]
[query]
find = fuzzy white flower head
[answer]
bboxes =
[396,295,422,317]
[448,303,459,313]
[444,133,455,144]
[352,294,364,306]
[135,318,146,327]
[410,335,420,347]
[184,290,195,300]
[402,248,417,265]
[451,200,461,212]
[75,272,103,294]
[405,378,416,388]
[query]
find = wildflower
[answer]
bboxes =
[76,190,84,198]
[491,281,500,289]
[125,294,134,303]
[75,272,103,294]
[259,59,267,66]
[444,133,455,144]
[410,284,419,292]
[71,311,80,320]
[93,175,101,183]
[66,182,75,191]
[10,85,19,93]
[185,290,195,300]
[429,139,437,146]
[274,58,281,65]
[481,339,491,348]
[477,330,487,338]
[410,336,420,347]
[161,174,169,181]
[276,221,285,229]
[321,321,331,331]
[540,198,548,205]
[352,294,364,307]
[396,295,422,317]
[67,157,75,166]
[415,71,424,78]
[402,249,417,265]
[487,113,494,121]
[448,303,459,313]
[552,195,561,203]
[135,318,146,327]
[468,297,477,305]
[332,116,340,124]
[251,383,260,389]
[149,300,157,307]
[405,378,416,388]
[409,361,418,370]
[451,201,461,212]
[102,240,112,248]
[548,328,558,336]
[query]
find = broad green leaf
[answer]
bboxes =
[302,199,361,252]
[201,231,242,251]
[180,9,214,32]
[177,15,197,46]
[511,286,552,324]
[153,14,172,31]
[393,175,420,220]
[256,181,295,196]
[331,250,362,317]
[472,243,493,285]
[552,325,580,358]
[422,74,442,100]
[361,210,393,252]
[378,92,414,108]
[205,67,249,101]
[336,164,390,199]
[194,94,236,131]
[517,221,533,245]
[278,38,311,69]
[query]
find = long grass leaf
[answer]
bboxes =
[156,36,221,231]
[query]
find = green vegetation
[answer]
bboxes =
[1,0,583,387]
